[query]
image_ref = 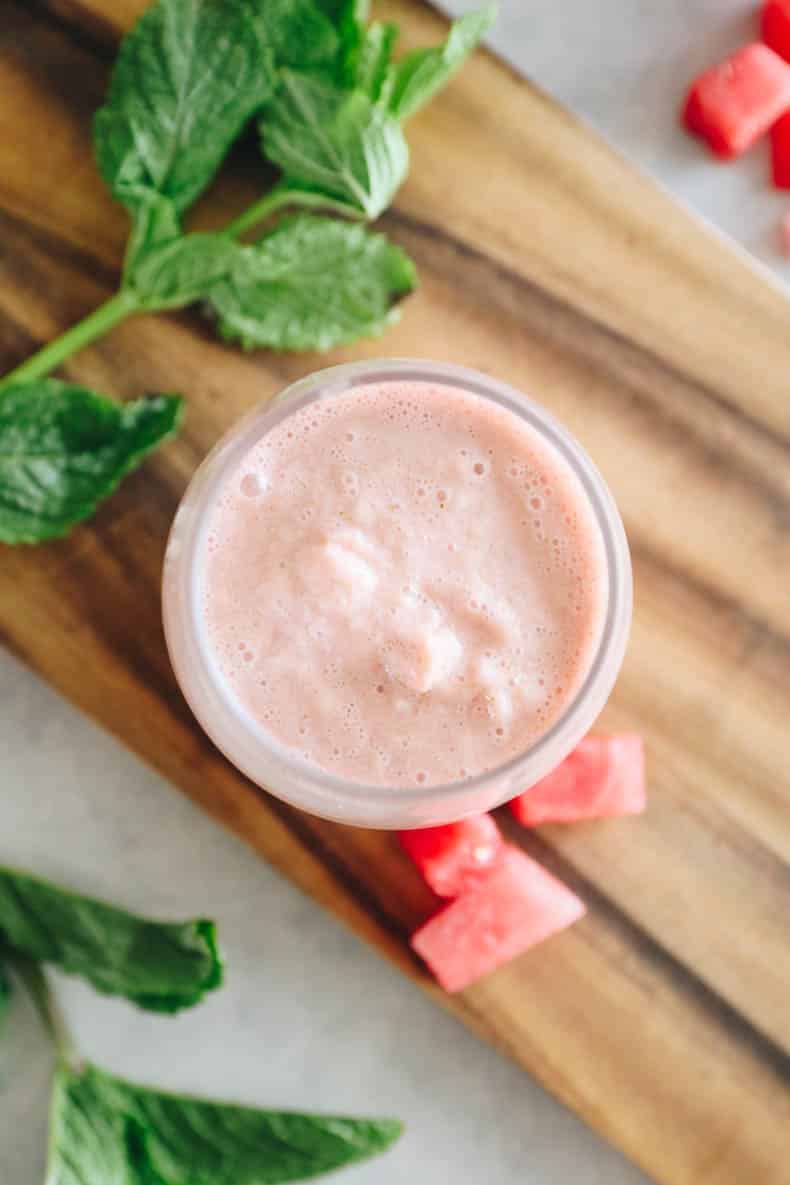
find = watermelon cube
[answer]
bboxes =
[410,846,585,993]
[509,734,646,826]
[683,44,790,158]
[763,0,790,64]
[398,814,503,898]
[771,111,790,185]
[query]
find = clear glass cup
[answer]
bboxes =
[163,359,632,829]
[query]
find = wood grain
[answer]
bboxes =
[2,3,790,1182]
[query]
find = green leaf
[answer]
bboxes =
[121,193,236,310]
[0,956,11,1036]
[387,6,495,121]
[260,70,409,218]
[328,0,376,86]
[316,0,367,19]
[127,232,237,310]
[264,0,340,69]
[46,1061,403,1185]
[316,0,370,32]
[355,22,399,102]
[209,214,416,351]
[0,866,220,1013]
[338,0,372,59]
[123,193,183,280]
[94,0,278,215]
[0,383,182,545]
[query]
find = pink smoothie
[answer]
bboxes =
[199,380,607,788]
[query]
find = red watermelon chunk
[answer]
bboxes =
[509,734,646,826]
[763,0,790,63]
[410,845,585,993]
[683,44,790,158]
[771,110,790,185]
[398,814,503,898]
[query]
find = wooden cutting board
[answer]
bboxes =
[2,2,790,1181]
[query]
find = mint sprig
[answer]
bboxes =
[0,382,182,545]
[355,22,400,102]
[47,1062,402,1185]
[266,0,342,69]
[93,0,279,215]
[0,869,402,1184]
[126,228,238,311]
[387,7,496,120]
[0,0,493,543]
[211,214,416,351]
[260,70,409,218]
[0,865,221,1012]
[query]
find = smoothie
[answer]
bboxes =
[198,379,608,789]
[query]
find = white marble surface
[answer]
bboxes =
[7,2,771,1180]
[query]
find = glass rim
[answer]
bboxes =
[163,359,632,826]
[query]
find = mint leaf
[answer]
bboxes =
[387,7,495,121]
[94,0,277,215]
[355,22,399,102]
[209,214,416,351]
[317,0,370,37]
[260,70,409,218]
[265,0,341,69]
[0,956,10,1035]
[122,193,236,310]
[0,866,220,1013]
[47,1062,403,1185]
[127,211,416,344]
[127,232,237,310]
[0,383,182,544]
[123,193,182,280]
[329,0,375,86]
[316,0,369,21]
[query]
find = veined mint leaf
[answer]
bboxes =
[209,214,416,351]
[355,22,399,102]
[0,866,220,1012]
[329,0,376,86]
[340,0,373,59]
[387,6,495,121]
[94,0,278,215]
[123,193,182,280]
[127,232,237,310]
[122,193,236,310]
[265,0,341,68]
[0,384,182,545]
[260,70,409,218]
[46,1062,403,1185]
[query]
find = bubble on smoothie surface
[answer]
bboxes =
[200,380,607,788]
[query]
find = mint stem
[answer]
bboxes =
[222,186,363,239]
[0,290,138,393]
[6,951,80,1070]
[0,188,360,391]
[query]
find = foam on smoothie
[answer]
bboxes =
[200,381,607,788]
